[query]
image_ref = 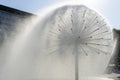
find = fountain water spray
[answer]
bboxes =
[0,5,114,80]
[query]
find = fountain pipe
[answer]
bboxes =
[74,43,79,80]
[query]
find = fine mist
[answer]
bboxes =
[0,5,114,80]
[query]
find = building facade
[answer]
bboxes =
[0,5,35,43]
[109,29,120,73]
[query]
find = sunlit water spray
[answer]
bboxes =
[0,5,114,80]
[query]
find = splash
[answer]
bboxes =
[0,5,114,80]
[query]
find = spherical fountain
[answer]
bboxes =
[45,5,113,80]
